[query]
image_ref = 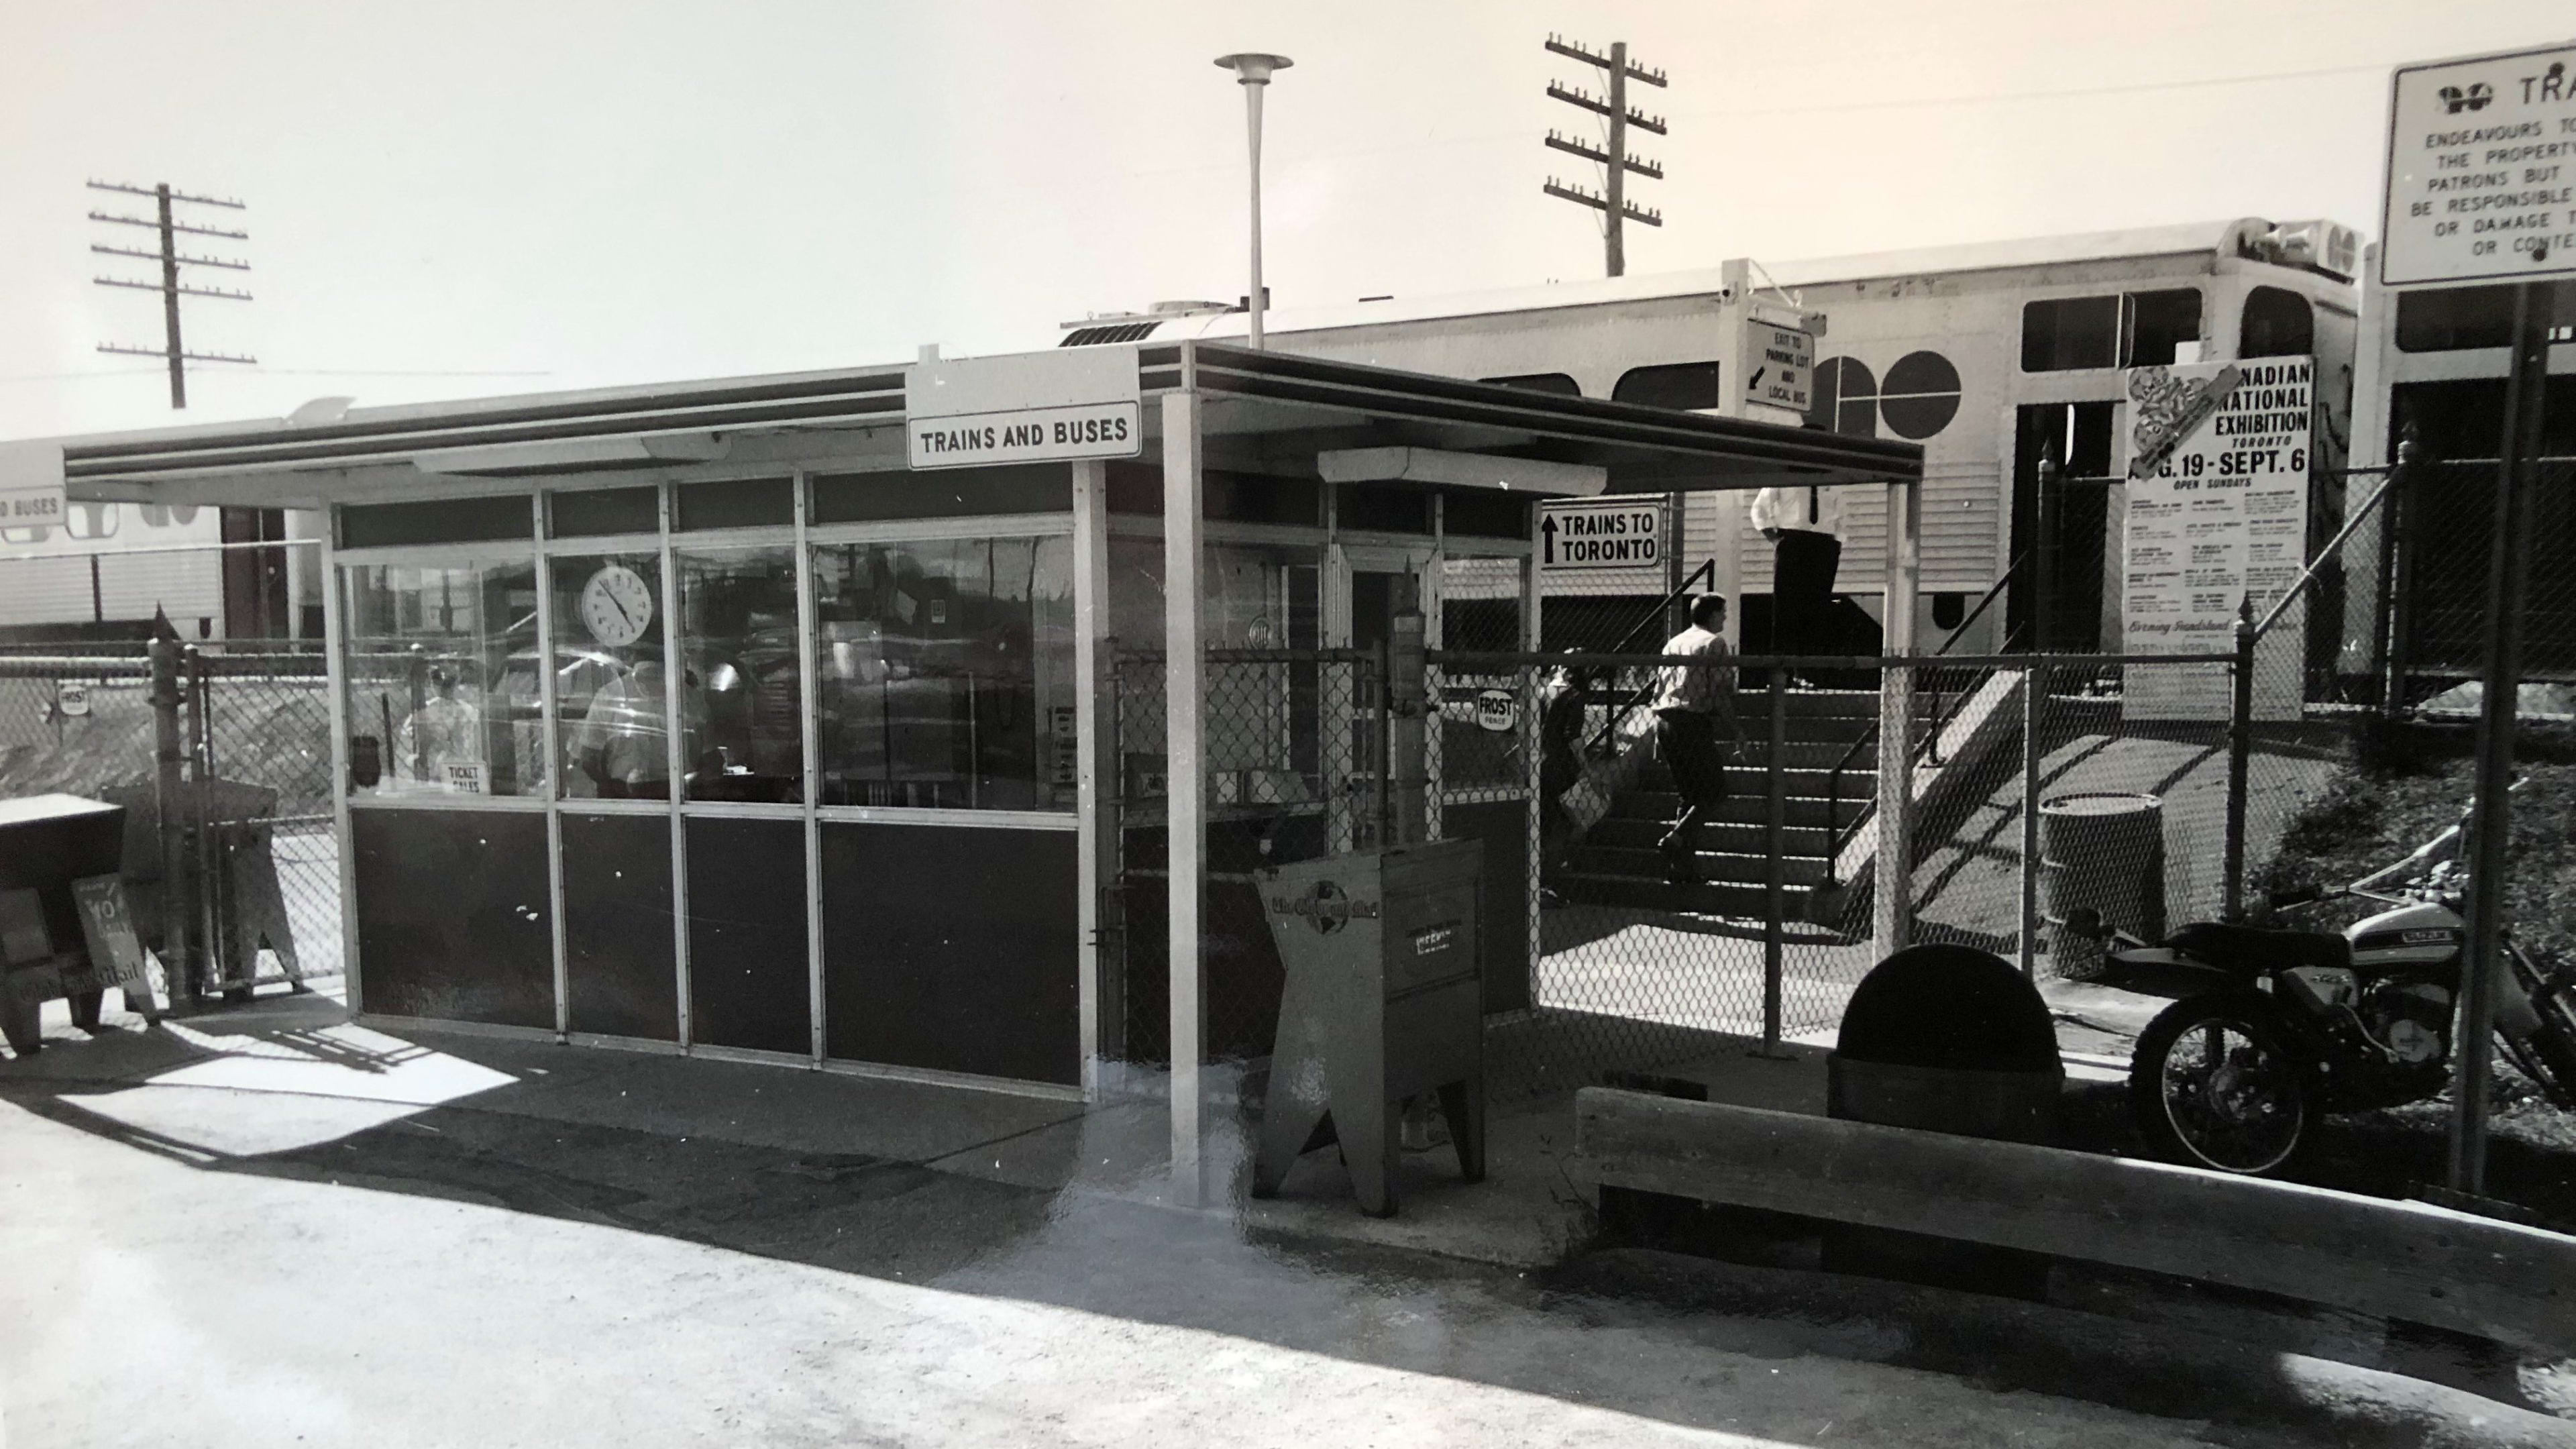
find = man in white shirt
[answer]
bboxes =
[1750,484,1843,667]
[1654,595,1745,884]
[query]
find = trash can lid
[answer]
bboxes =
[2039,792,2161,818]
[1835,943,2061,1073]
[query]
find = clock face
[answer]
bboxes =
[580,564,655,648]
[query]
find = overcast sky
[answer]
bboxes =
[3,1,2568,441]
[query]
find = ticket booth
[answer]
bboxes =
[30,341,1918,1116]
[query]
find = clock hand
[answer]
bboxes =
[606,591,635,631]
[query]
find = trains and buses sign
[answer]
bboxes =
[2119,356,2312,723]
[2381,42,2576,287]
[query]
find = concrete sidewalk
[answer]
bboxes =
[4,991,2572,1448]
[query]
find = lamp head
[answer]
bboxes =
[1215,52,1292,85]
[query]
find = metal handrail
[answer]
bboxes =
[1821,553,2026,877]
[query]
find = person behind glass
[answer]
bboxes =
[394,665,482,790]
[1750,484,1843,682]
[576,659,694,798]
[1654,594,1745,885]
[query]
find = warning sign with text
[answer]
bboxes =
[2381,42,2576,286]
[2119,356,2313,722]
[1538,499,1660,572]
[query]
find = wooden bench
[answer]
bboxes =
[1576,1085,2576,1354]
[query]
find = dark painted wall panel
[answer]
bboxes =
[686,815,810,1055]
[352,809,553,1028]
[561,811,677,1040]
[821,822,1078,1085]
[1442,800,1532,1015]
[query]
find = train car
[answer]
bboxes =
[1056,218,2362,657]
[2349,251,2576,694]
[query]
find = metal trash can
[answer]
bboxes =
[1249,836,1486,1218]
[2039,792,2165,981]
[1825,943,2063,1296]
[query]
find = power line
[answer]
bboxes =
[88,179,256,409]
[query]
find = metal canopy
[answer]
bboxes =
[1157,342,1922,493]
[46,338,1918,503]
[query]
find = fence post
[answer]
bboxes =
[189,647,225,998]
[2378,423,2420,721]
[2019,658,2043,978]
[2223,596,2255,922]
[1762,667,1786,1053]
[150,638,192,1016]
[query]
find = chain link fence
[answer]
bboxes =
[1106,515,2414,1104]
[0,641,339,1001]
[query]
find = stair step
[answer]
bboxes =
[1627,741,1857,773]
[1555,872,1785,918]
[1608,791,1870,829]
[1574,846,1831,886]
[1585,818,1839,855]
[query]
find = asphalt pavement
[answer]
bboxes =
[3,991,2571,1448]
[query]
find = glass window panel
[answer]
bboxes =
[549,552,684,800]
[2123,288,2202,368]
[2239,286,2315,360]
[675,546,803,802]
[1611,360,1724,409]
[674,477,794,531]
[810,535,1076,810]
[1334,483,1432,535]
[2021,297,2118,372]
[549,486,659,539]
[340,558,541,798]
[810,465,1069,523]
[340,495,533,549]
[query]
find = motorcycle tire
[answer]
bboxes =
[2130,993,2318,1177]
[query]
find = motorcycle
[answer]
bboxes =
[2062,808,2576,1177]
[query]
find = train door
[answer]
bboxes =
[2006,402,2118,653]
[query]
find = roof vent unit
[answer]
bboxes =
[2233,219,2360,281]
[1059,321,1161,347]
[1148,299,1235,316]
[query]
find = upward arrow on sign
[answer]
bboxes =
[1540,513,1558,566]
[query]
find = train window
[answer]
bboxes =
[2022,290,2202,370]
[1878,352,1963,440]
[1611,361,1724,410]
[1805,358,1877,436]
[2239,287,2314,359]
[1481,372,1581,396]
[2394,281,2576,352]
[2021,297,2118,371]
[2123,289,2203,367]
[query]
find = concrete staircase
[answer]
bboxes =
[1558,689,1882,918]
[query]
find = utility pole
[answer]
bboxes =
[90,180,255,409]
[1542,34,1666,277]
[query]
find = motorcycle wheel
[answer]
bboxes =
[2130,994,2316,1177]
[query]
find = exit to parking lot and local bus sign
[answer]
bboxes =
[2381,42,2576,286]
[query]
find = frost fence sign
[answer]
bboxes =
[2119,357,2313,723]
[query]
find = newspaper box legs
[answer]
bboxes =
[1250,838,1487,1217]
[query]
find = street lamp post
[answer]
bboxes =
[1214,52,1291,350]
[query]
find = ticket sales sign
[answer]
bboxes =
[2381,43,2576,286]
[906,348,1143,470]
